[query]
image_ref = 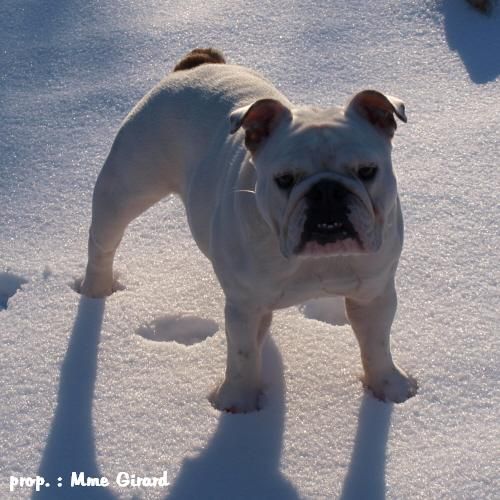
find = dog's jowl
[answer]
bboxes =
[81,48,417,412]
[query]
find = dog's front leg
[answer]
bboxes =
[345,279,417,403]
[211,301,270,413]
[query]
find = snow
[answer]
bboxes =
[1,0,499,498]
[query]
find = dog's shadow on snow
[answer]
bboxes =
[441,0,500,84]
[34,296,117,500]
[165,336,300,500]
[33,295,391,499]
[340,395,393,500]
[303,296,393,498]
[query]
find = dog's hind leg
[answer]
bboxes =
[80,126,179,298]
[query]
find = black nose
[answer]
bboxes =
[306,180,349,206]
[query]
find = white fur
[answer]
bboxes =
[81,62,417,411]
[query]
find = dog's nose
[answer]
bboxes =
[306,180,349,205]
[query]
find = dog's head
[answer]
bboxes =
[229,91,407,258]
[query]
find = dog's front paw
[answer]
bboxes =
[209,380,262,413]
[364,365,418,403]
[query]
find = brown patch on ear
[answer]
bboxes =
[242,101,285,153]
[245,128,268,153]
[347,90,407,139]
[229,99,292,154]
[173,48,226,71]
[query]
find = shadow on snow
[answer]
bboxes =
[441,0,500,83]
[34,296,117,500]
[165,336,300,500]
[340,395,393,500]
[33,294,393,499]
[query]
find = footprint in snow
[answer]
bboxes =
[0,272,28,310]
[137,314,219,346]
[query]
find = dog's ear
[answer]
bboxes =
[346,90,407,139]
[229,99,292,154]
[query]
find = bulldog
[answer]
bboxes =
[81,48,417,412]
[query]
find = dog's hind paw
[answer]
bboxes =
[75,272,124,298]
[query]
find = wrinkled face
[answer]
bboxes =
[251,108,398,258]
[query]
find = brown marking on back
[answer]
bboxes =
[173,48,226,72]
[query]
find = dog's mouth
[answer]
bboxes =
[296,209,364,256]
[304,217,359,245]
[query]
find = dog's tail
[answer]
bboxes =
[173,48,226,72]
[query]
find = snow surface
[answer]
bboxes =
[1,0,499,498]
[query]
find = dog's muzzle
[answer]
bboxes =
[279,174,375,258]
[297,180,363,255]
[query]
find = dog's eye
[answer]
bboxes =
[358,164,378,181]
[275,173,296,190]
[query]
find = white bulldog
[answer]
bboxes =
[81,48,417,412]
